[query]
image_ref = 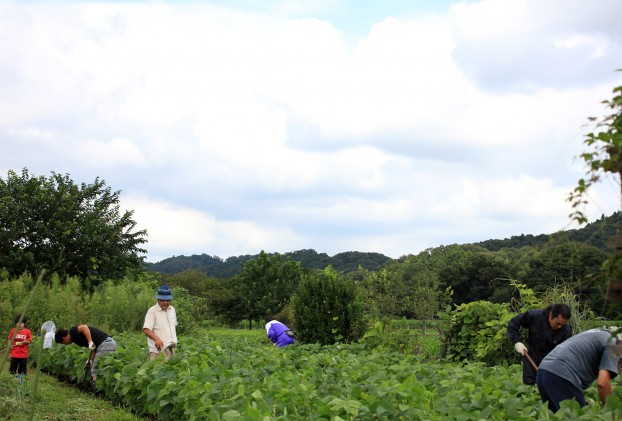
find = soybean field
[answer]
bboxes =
[35,329,622,420]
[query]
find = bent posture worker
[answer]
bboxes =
[507,304,572,385]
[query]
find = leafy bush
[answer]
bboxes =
[0,273,88,333]
[90,277,157,333]
[441,281,592,365]
[293,267,366,344]
[359,320,441,359]
[441,300,517,365]
[0,272,184,335]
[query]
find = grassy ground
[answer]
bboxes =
[0,370,146,421]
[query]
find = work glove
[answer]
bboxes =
[88,341,96,350]
[84,359,92,368]
[514,342,528,356]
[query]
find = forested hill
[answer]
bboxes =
[473,212,621,252]
[145,250,392,277]
[145,211,621,277]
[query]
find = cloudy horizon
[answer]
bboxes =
[1,0,621,263]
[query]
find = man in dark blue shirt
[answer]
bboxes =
[507,304,572,385]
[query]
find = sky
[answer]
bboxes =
[1,0,621,263]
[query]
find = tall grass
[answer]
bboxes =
[539,283,596,334]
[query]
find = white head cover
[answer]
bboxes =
[265,320,279,334]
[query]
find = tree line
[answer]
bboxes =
[145,249,392,277]
[1,166,620,341]
[160,239,617,328]
[144,212,620,278]
[2,78,621,362]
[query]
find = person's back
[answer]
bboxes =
[265,318,295,347]
[536,328,621,412]
[68,325,109,348]
[539,329,617,389]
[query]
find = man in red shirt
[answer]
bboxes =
[7,315,32,375]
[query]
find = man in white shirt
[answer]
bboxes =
[143,285,177,361]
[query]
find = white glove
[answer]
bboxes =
[85,359,92,368]
[88,341,96,350]
[514,342,528,356]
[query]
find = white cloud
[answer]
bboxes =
[7,127,56,142]
[449,0,622,91]
[554,34,608,59]
[123,195,298,262]
[1,0,621,262]
[74,138,146,168]
[430,175,570,219]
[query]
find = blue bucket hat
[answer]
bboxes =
[156,285,173,300]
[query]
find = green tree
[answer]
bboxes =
[520,241,610,314]
[293,267,365,345]
[423,245,514,305]
[568,80,622,224]
[389,253,454,320]
[234,251,303,329]
[355,267,406,321]
[0,169,147,286]
[164,268,212,297]
[567,78,622,315]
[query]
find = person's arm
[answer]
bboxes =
[143,328,164,350]
[77,325,95,348]
[267,326,277,344]
[8,329,20,347]
[597,369,613,406]
[507,312,528,344]
[143,307,164,350]
[507,312,530,355]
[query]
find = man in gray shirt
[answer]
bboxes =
[536,329,621,412]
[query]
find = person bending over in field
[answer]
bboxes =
[265,316,295,347]
[143,285,178,361]
[7,314,32,376]
[55,324,117,384]
[507,304,572,385]
[537,328,622,412]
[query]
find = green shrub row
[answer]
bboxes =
[0,274,202,336]
[37,330,622,420]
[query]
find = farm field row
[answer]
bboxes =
[39,330,622,420]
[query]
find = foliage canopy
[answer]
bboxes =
[568,79,622,223]
[0,168,147,285]
[293,267,366,344]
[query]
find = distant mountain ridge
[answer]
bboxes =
[145,250,392,278]
[145,211,620,277]
[473,212,620,252]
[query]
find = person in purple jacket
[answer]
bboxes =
[265,316,295,347]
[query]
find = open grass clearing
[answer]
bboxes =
[0,369,145,421]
